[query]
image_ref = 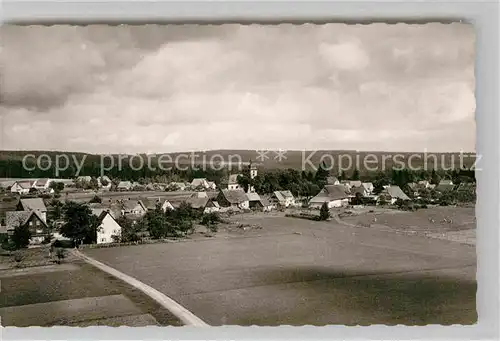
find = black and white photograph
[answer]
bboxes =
[0,23,477,327]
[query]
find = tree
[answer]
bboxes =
[13,251,24,267]
[351,168,360,180]
[431,169,441,185]
[319,202,330,221]
[116,216,142,242]
[60,201,97,245]
[11,223,31,249]
[47,199,63,223]
[49,181,65,194]
[201,212,222,233]
[315,161,330,184]
[89,195,102,204]
[89,177,99,190]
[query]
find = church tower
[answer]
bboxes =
[248,161,257,193]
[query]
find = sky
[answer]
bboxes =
[0,24,476,153]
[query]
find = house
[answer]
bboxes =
[33,178,52,191]
[361,182,374,194]
[435,179,455,193]
[17,198,47,223]
[191,178,212,190]
[204,200,220,214]
[378,185,410,204]
[246,192,273,212]
[350,185,369,197]
[207,181,217,190]
[309,185,351,209]
[89,203,113,218]
[159,199,175,212]
[217,189,250,210]
[96,211,122,244]
[120,199,147,216]
[10,181,34,194]
[326,176,340,185]
[140,197,161,211]
[168,182,187,191]
[0,180,16,190]
[6,210,49,245]
[116,181,132,191]
[227,174,242,190]
[271,190,296,208]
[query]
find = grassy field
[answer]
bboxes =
[85,209,477,326]
[338,206,476,244]
[0,248,183,327]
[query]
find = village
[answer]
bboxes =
[0,160,476,250]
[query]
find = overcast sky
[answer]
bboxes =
[1,24,475,153]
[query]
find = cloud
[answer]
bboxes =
[0,23,475,153]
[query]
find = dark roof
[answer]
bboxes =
[185,197,209,209]
[273,190,294,201]
[19,198,47,211]
[220,189,248,204]
[6,210,47,230]
[122,200,146,211]
[34,178,50,186]
[435,183,455,192]
[139,197,160,210]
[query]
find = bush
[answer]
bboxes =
[319,203,330,221]
[13,251,24,267]
[55,248,66,264]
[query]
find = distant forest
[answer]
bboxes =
[0,150,476,185]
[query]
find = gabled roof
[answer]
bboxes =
[96,210,121,227]
[185,197,209,209]
[14,181,34,189]
[246,192,262,202]
[273,190,294,201]
[435,183,455,192]
[139,197,160,210]
[191,178,208,187]
[439,179,454,185]
[117,181,132,188]
[220,189,249,204]
[321,185,350,200]
[407,182,418,190]
[34,178,50,187]
[19,198,47,211]
[384,186,410,200]
[122,200,146,211]
[228,174,241,185]
[6,210,47,230]
[456,182,476,191]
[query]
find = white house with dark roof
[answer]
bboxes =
[96,211,122,244]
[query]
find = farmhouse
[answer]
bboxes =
[227,174,242,190]
[140,197,161,211]
[117,181,132,191]
[96,211,122,244]
[17,198,47,223]
[217,189,250,210]
[10,181,34,194]
[309,185,350,209]
[120,199,147,216]
[33,178,52,192]
[378,185,410,204]
[271,190,296,208]
[6,210,49,244]
[246,192,273,212]
[191,178,214,190]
